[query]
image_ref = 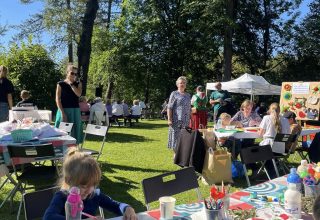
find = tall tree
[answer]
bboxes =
[77,0,99,95]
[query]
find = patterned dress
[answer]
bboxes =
[167,91,191,149]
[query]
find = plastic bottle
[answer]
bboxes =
[65,187,83,220]
[297,160,308,177]
[287,168,302,192]
[216,119,222,130]
[284,183,301,219]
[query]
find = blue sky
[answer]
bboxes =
[0,0,314,56]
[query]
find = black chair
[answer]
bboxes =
[272,133,298,174]
[7,143,59,219]
[142,167,202,210]
[23,186,59,220]
[240,144,279,187]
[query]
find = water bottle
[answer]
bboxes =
[215,119,222,130]
[65,187,83,220]
[284,183,301,219]
[297,160,308,176]
[287,168,302,192]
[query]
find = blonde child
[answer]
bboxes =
[218,113,241,158]
[44,148,137,220]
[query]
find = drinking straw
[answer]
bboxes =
[82,212,97,220]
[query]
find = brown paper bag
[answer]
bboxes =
[201,148,233,185]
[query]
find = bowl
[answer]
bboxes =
[225,125,236,130]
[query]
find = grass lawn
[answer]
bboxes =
[0,119,301,219]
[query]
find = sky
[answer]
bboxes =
[0,0,315,57]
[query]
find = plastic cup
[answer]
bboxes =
[304,183,320,198]
[159,196,176,220]
[204,208,223,220]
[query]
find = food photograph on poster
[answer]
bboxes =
[280,82,320,121]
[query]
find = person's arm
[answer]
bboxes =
[258,117,267,137]
[70,81,82,97]
[167,92,175,126]
[7,93,13,110]
[55,84,67,122]
[167,108,173,126]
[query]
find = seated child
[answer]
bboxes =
[218,113,241,158]
[44,148,137,220]
[16,90,37,109]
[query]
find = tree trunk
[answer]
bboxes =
[262,0,271,70]
[105,78,114,100]
[66,0,73,62]
[77,0,99,95]
[105,0,114,100]
[223,0,235,81]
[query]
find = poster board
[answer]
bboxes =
[280,82,320,121]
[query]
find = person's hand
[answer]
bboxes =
[249,120,259,127]
[94,217,104,220]
[123,206,137,220]
[168,119,173,126]
[62,113,68,122]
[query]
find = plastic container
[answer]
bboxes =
[287,168,302,192]
[204,208,223,220]
[297,160,308,175]
[11,129,33,142]
[284,183,301,219]
[304,184,320,198]
[215,119,222,130]
[159,196,176,220]
[65,187,83,220]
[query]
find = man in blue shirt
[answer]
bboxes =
[209,82,230,122]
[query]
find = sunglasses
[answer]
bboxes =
[70,71,78,76]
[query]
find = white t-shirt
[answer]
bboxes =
[259,115,290,146]
[131,105,142,116]
[112,103,124,116]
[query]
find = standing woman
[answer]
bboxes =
[0,65,14,122]
[190,85,208,129]
[167,76,191,149]
[55,64,82,143]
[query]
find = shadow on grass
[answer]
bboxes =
[109,121,168,130]
[99,174,146,217]
[100,162,171,174]
[86,133,152,143]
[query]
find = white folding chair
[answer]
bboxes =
[58,122,74,134]
[80,124,109,160]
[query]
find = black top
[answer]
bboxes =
[0,78,14,103]
[16,99,36,108]
[58,81,79,108]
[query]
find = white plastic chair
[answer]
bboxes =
[80,124,109,160]
[58,122,74,134]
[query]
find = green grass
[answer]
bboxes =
[0,119,301,219]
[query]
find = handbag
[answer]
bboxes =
[174,127,206,173]
[231,160,244,178]
[201,148,233,185]
[191,107,197,114]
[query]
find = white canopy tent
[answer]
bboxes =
[206,73,281,100]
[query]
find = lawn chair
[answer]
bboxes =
[141,167,202,210]
[7,143,59,220]
[23,186,59,220]
[24,187,105,220]
[240,144,279,187]
[58,122,74,134]
[80,124,109,160]
[272,133,298,175]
